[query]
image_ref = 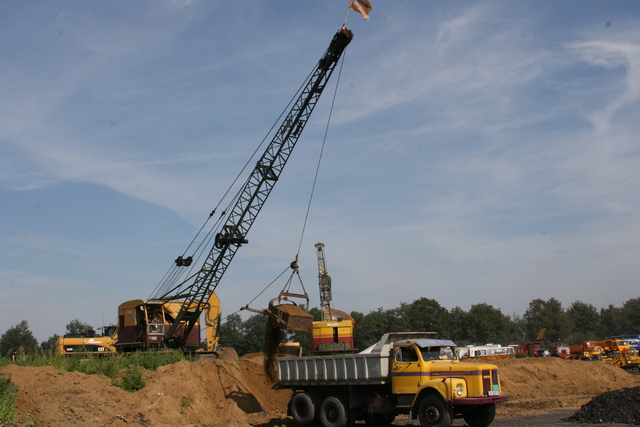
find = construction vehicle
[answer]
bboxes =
[597,339,640,373]
[601,353,640,374]
[311,242,355,354]
[115,27,354,353]
[277,332,508,427]
[596,339,637,356]
[550,341,571,358]
[513,329,546,357]
[55,325,117,356]
[610,335,640,350]
[568,341,603,360]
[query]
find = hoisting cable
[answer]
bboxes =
[219,264,291,322]
[149,66,319,300]
[294,41,348,259]
[234,44,349,313]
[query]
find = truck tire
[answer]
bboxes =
[462,404,495,427]
[290,392,320,426]
[319,396,350,427]
[417,395,453,427]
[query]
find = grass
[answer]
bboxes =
[0,348,190,422]
[0,376,19,423]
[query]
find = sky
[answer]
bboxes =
[1,1,639,343]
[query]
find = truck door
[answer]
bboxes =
[391,345,422,394]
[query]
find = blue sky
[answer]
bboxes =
[1,1,639,343]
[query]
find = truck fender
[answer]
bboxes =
[412,379,455,411]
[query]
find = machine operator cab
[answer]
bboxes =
[395,339,456,362]
[392,339,457,395]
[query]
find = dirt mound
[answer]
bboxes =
[1,355,639,426]
[490,357,640,417]
[0,357,291,427]
[564,386,640,424]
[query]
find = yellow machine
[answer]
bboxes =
[596,339,636,356]
[115,292,220,353]
[312,243,355,353]
[55,326,117,356]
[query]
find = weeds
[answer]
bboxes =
[3,348,186,379]
[180,395,194,413]
[111,365,145,392]
[0,376,18,423]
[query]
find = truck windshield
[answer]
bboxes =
[419,346,455,361]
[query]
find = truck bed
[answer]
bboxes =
[277,352,390,386]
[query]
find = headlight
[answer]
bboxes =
[456,384,464,396]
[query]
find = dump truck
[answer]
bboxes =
[277,332,507,427]
[568,341,602,360]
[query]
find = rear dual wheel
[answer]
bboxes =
[319,396,353,427]
[290,392,320,426]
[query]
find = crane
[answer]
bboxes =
[315,242,333,322]
[311,242,356,353]
[115,27,354,353]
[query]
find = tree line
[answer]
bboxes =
[219,296,640,356]
[2,297,639,358]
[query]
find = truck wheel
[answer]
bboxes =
[417,395,453,427]
[319,396,350,427]
[462,404,496,427]
[290,392,320,426]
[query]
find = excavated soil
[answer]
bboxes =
[1,355,639,426]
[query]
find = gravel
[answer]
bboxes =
[564,386,640,425]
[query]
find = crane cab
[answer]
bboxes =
[116,299,202,352]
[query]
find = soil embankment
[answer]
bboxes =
[1,355,639,426]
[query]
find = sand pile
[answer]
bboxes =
[1,354,640,426]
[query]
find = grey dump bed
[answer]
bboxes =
[277,332,436,387]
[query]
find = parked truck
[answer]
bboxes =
[596,339,637,357]
[568,341,602,360]
[550,341,571,358]
[277,332,507,427]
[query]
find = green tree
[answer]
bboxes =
[620,298,640,335]
[392,298,450,337]
[217,313,270,356]
[218,313,244,350]
[566,301,600,343]
[65,319,95,336]
[463,303,520,346]
[599,304,624,337]
[448,307,468,344]
[40,334,60,351]
[522,298,572,344]
[0,320,38,357]
[239,314,269,356]
[352,308,393,350]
